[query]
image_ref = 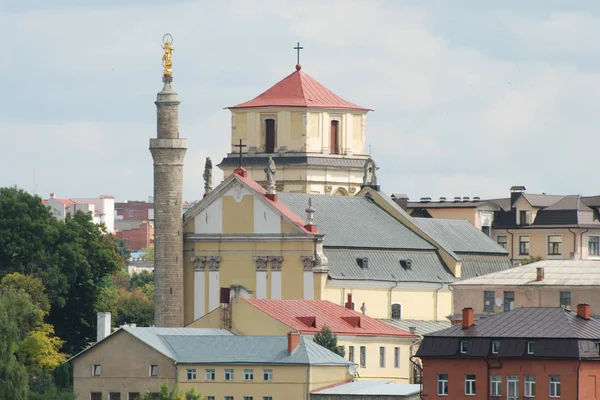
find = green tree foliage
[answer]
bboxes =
[139,381,203,400]
[140,246,154,261]
[114,238,132,261]
[130,270,154,289]
[0,290,29,399]
[27,386,76,400]
[0,272,50,314]
[114,287,154,327]
[520,256,543,265]
[0,188,122,353]
[313,326,345,357]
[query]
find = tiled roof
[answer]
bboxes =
[453,259,600,286]
[325,248,456,284]
[428,307,600,339]
[163,335,352,366]
[218,155,367,169]
[410,218,509,255]
[241,298,418,338]
[521,193,564,208]
[229,67,370,111]
[381,319,451,336]
[277,193,433,250]
[312,380,421,396]
[459,254,513,279]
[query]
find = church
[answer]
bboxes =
[150,40,511,329]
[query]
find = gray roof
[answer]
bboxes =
[161,336,352,366]
[277,193,434,250]
[521,193,564,208]
[325,249,456,283]
[381,319,451,336]
[312,380,421,396]
[219,155,366,169]
[453,259,600,286]
[459,254,513,280]
[427,307,600,339]
[410,218,509,255]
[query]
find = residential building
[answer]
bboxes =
[188,297,419,383]
[450,259,600,321]
[311,380,421,400]
[416,305,600,399]
[116,220,154,251]
[115,200,154,222]
[182,167,511,327]
[70,327,353,400]
[44,193,115,232]
[400,186,600,263]
[217,64,373,196]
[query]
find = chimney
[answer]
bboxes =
[345,293,353,310]
[536,267,544,281]
[510,186,526,209]
[288,331,301,354]
[462,307,474,329]
[391,194,408,210]
[577,303,591,320]
[97,312,112,342]
[50,193,56,198]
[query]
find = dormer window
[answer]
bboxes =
[264,118,276,153]
[519,210,530,225]
[460,340,468,354]
[330,120,340,154]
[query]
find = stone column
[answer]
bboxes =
[254,256,268,299]
[150,75,187,327]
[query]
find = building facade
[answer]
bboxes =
[44,193,115,232]
[416,306,600,399]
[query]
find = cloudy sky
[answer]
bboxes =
[1,1,599,202]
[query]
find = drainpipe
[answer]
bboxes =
[506,229,514,263]
[409,335,424,383]
[485,355,503,398]
[409,356,424,399]
[434,283,444,321]
[569,228,578,259]
[577,358,582,399]
[389,281,399,318]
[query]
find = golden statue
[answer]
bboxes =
[162,33,174,77]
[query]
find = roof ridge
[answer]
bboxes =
[297,71,308,106]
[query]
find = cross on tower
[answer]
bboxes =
[294,42,304,65]
[234,139,247,167]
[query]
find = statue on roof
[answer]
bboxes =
[203,157,213,196]
[162,34,174,77]
[363,157,378,187]
[265,157,276,195]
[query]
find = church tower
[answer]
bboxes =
[218,59,372,196]
[150,36,187,327]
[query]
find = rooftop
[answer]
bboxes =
[453,259,600,286]
[312,380,421,397]
[241,298,418,338]
[382,319,451,336]
[229,66,370,111]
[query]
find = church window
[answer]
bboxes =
[391,303,402,320]
[330,120,340,154]
[264,118,276,153]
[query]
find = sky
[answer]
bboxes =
[1,0,600,202]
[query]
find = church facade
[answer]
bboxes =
[218,64,372,196]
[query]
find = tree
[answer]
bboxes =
[0,272,50,314]
[114,287,154,327]
[114,238,131,261]
[140,247,154,261]
[130,270,154,289]
[139,382,203,400]
[313,326,345,357]
[0,292,28,399]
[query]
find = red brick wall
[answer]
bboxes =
[116,222,154,251]
[422,358,590,399]
[115,202,153,221]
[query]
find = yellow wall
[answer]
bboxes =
[175,364,349,400]
[232,112,248,142]
[231,297,291,336]
[186,307,222,329]
[493,229,577,261]
[222,195,254,233]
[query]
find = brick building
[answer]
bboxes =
[115,201,154,222]
[416,305,600,399]
[115,220,154,251]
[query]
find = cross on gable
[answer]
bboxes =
[294,42,304,65]
[234,139,247,167]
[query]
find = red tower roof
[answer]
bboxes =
[229,66,371,111]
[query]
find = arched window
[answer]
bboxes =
[330,120,340,154]
[391,303,402,320]
[265,118,276,153]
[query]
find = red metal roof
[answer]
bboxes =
[241,298,417,338]
[229,66,371,111]
[54,198,76,206]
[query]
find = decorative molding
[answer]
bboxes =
[253,256,269,272]
[191,256,206,271]
[324,185,333,194]
[232,183,244,203]
[269,256,284,271]
[348,187,357,194]
[206,256,221,271]
[300,255,317,271]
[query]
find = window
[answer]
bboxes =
[519,236,530,255]
[149,365,158,376]
[496,235,508,249]
[490,374,502,397]
[481,226,490,236]
[507,375,519,400]
[129,210,135,217]
[437,373,449,396]
[110,394,121,400]
[527,341,535,354]
[224,369,234,381]
[519,210,529,225]
[504,291,515,312]
[589,236,600,256]
[330,120,340,154]
[265,118,276,153]
[244,369,254,381]
[91,394,102,400]
[524,375,536,397]
[243,397,253,400]
[206,397,215,400]
[560,291,571,308]
[263,398,273,400]
[391,303,402,320]
[348,346,354,362]
[484,291,495,312]
[186,368,196,381]
[491,341,500,354]
[550,375,561,397]
[460,340,468,354]
[128,394,140,400]
[465,374,476,395]
[394,347,400,368]
[92,364,102,376]
[379,346,386,368]
[224,397,234,400]
[205,369,215,381]
[263,369,272,381]
[548,235,562,255]
[360,346,366,367]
